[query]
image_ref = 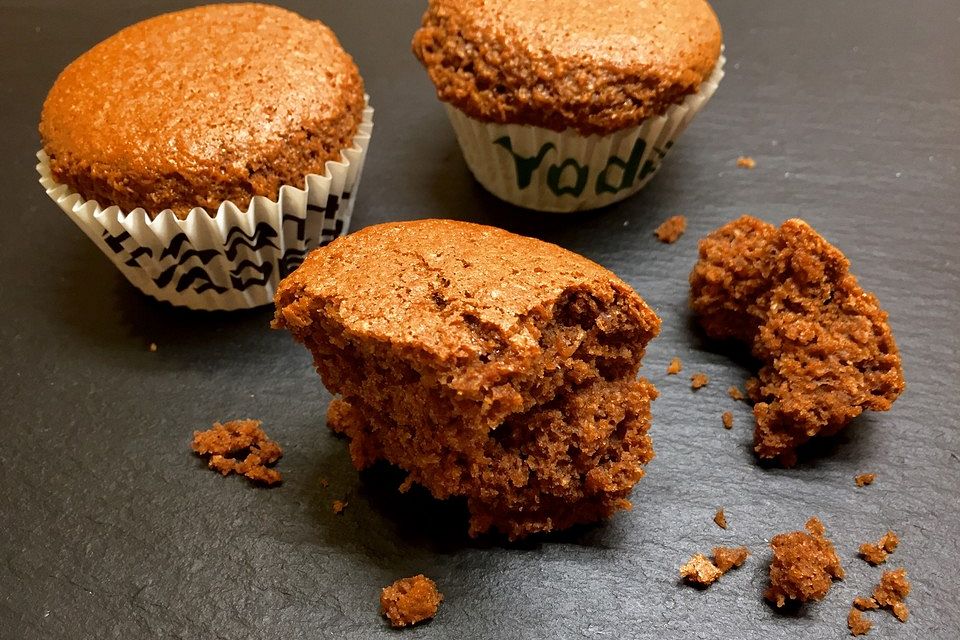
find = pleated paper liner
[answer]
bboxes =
[445,55,725,213]
[37,99,373,311]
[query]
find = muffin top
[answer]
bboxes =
[274,219,660,361]
[40,3,365,218]
[413,0,722,135]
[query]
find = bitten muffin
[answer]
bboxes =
[40,3,365,218]
[689,216,905,465]
[274,219,661,539]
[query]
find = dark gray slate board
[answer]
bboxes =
[1,0,958,638]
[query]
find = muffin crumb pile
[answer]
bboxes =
[764,517,844,607]
[191,419,282,486]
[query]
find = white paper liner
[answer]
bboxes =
[37,98,373,311]
[444,55,726,213]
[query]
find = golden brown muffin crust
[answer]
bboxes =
[413,0,722,135]
[40,3,365,218]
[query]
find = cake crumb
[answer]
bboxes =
[714,508,727,529]
[332,499,348,514]
[859,531,899,565]
[319,478,329,488]
[764,517,844,607]
[667,357,683,375]
[848,607,872,636]
[654,215,687,244]
[722,411,734,429]
[680,554,723,586]
[712,546,749,573]
[191,419,282,486]
[380,575,442,628]
[873,568,910,622]
[148,342,158,352]
[855,473,876,487]
[854,596,879,610]
[736,156,756,169]
[728,385,745,401]
[691,372,709,389]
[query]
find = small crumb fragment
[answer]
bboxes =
[654,215,687,244]
[319,477,329,488]
[332,499,348,515]
[691,372,709,390]
[722,411,734,429]
[148,342,158,352]
[873,568,910,622]
[854,596,879,610]
[191,420,282,486]
[714,508,727,529]
[859,531,899,565]
[380,575,442,628]
[680,554,723,586]
[667,357,683,375]
[848,607,872,636]
[728,385,745,401]
[855,473,876,487]
[736,156,757,169]
[712,546,749,573]
[764,517,844,607]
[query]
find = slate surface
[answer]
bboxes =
[1,1,959,638]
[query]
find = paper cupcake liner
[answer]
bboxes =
[37,98,373,311]
[444,55,726,213]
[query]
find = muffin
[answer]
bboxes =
[274,219,661,539]
[413,0,724,212]
[37,3,373,310]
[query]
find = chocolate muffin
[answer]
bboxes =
[412,0,724,211]
[274,220,661,539]
[40,3,365,218]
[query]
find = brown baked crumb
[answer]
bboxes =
[764,517,844,607]
[680,554,723,586]
[873,568,910,622]
[191,419,282,486]
[332,499,348,515]
[654,215,687,244]
[667,357,683,375]
[728,385,745,401]
[848,607,872,636]
[722,411,734,429]
[691,372,709,389]
[855,473,876,487]
[854,596,879,610]
[319,478,329,488]
[148,342,158,352]
[689,217,904,465]
[713,546,749,573]
[736,156,756,169]
[380,575,442,628]
[859,531,899,565]
[714,508,727,529]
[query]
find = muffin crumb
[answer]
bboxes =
[722,411,734,429]
[736,156,757,169]
[654,215,687,244]
[712,546,749,573]
[854,596,879,610]
[667,357,683,375]
[680,554,723,586]
[859,531,899,565]
[380,575,442,628]
[848,607,872,636]
[764,517,844,607]
[728,385,745,401]
[855,473,876,487]
[191,419,282,486]
[691,373,709,389]
[320,478,329,488]
[148,342,158,352]
[332,499,348,515]
[714,508,727,529]
[872,568,910,622]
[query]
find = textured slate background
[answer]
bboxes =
[2,0,959,638]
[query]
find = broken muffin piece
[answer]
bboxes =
[380,574,442,628]
[689,216,905,465]
[691,372,709,390]
[855,473,876,487]
[873,568,911,622]
[712,546,749,573]
[680,546,749,587]
[765,517,844,607]
[275,220,661,539]
[848,607,872,636]
[191,419,282,486]
[654,215,687,244]
[859,531,899,565]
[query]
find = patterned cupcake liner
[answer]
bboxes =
[37,98,373,311]
[444,55,725,213]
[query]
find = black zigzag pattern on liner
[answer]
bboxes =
[224,222,278,260]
